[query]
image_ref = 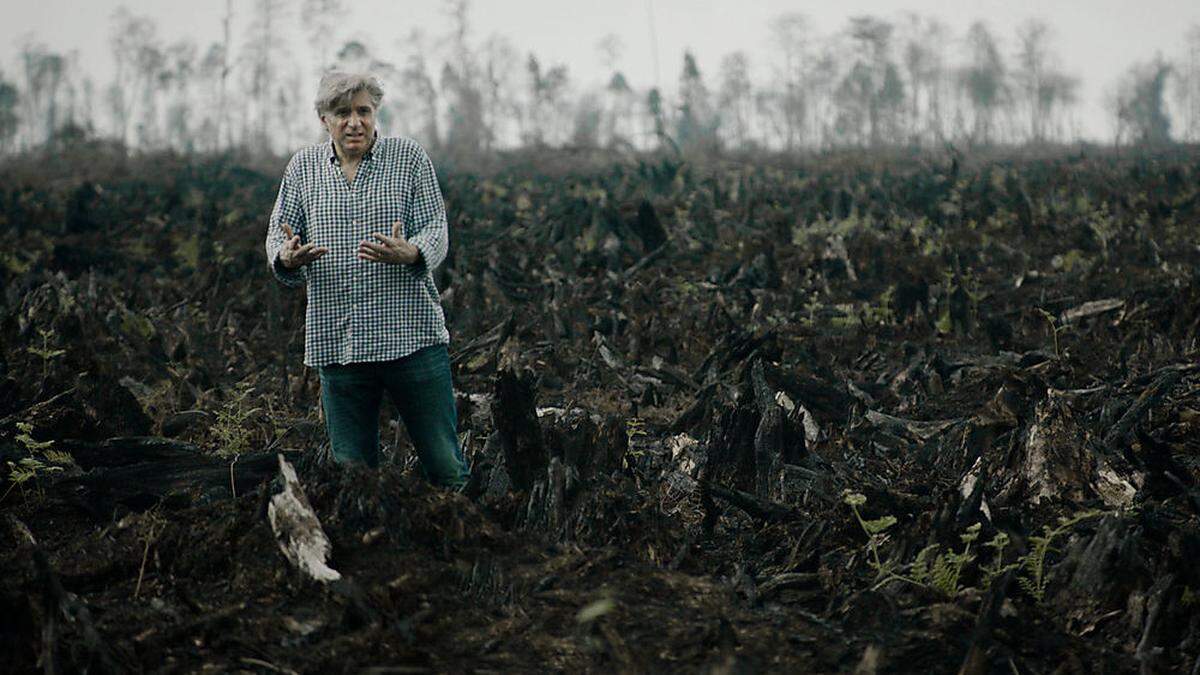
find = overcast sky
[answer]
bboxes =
[4,0,1200,141]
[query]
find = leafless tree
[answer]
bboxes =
[1013,19,1079,144]
[899,14,948,145]
[243,0,289,153]
[595,33,632,148]
[217,0,233,149]
[676,52,720,155]
[1114,58,1173,145]
[959,21,1008,145]
[481,35,520,149]
[834,16,905,147]
[440,0,488,157]
[718,51,753,150]
[398,29,441,149]
[198,43,227,152]
[768,12,811,150]
[303,0,345,74]
[162,41,197,151]
[524,55,570,146]
[19,41,66,147]
[1174,24,1200,142]
[0,71,18,154]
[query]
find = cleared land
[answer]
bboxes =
[2,146,1199,672]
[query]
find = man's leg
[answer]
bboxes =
[319,363,384,467]
[382,344,469,488]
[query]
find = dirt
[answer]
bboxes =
[1,144,1199,673]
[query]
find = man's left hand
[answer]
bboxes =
[358,221,421,265]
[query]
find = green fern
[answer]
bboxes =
[844,492,900,583]
[980,532,1019,588]
[1181,586,1198,608]
[860,515,897,535]
[3,422,74,504]
[929,553,957,596]
[27,328,66,361]
[843,493,989,598]
[925,523,981,597]
[2,458,63,503]
[212,384,261,459]
[15,422,53,452]
[42,449,75,465]
[27,328,66,393]
[1017,510,1105,604]
[909,544,940,586]
[10,458,56,483]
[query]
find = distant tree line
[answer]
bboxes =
[1,1,1199,158]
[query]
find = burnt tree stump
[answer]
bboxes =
[492,352,548,493]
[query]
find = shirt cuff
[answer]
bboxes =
[271,254,307,287]
[408,237,434,274]
[408,233,446,271]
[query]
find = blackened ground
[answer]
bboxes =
[2,146,1199,673]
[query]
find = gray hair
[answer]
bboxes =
[314,71,384,116]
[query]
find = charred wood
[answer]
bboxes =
[492,355,548,493]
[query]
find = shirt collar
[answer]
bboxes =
[326,131,378,165]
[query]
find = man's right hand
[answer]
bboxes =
[278,223,329,270]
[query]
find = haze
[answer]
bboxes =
[2,0,1199,151]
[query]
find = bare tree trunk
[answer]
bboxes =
[219,0,232,151]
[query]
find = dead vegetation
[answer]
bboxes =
[2,147,1200,672]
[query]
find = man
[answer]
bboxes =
[265,71,469,489]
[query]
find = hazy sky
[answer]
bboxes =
[4,0,1200,140]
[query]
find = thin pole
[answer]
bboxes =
[645,0,660,89]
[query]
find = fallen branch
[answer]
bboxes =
[757,572,820,600]
[1058,298,1125,325]
[268,454,341,583]
[621,239,670,281]
[0,386,78,430]
[1104,367,1185,453]
[864,410,961,441]
[701,481,803,523]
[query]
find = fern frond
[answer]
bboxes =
[930,553,958,597]
[43,450,75,465]
[910,544,939,585]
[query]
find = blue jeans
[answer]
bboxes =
[318,344,469,488]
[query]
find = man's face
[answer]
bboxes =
[321,89,376,159]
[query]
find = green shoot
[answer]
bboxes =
[1017,510,1104,604]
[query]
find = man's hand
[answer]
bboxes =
[278,223,329,270]
[358,221,421,265]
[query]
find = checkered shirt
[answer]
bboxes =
[265,136,451,367]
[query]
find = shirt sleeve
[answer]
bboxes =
[265,156,307,288]
[405,144,449,273]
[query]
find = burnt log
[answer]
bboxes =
[701,481,803,523]
[54,436,204,470]
[55,449,298,514]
